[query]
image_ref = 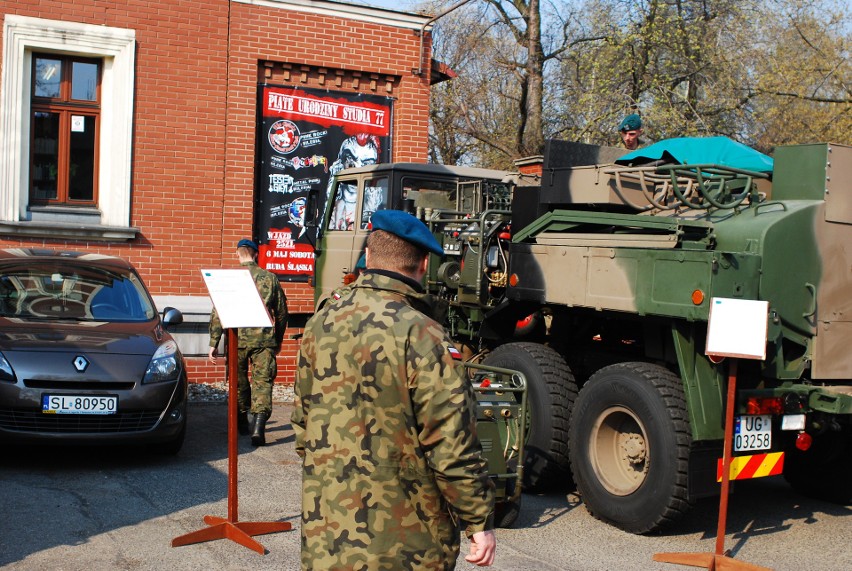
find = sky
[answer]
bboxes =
[345,0,422,12]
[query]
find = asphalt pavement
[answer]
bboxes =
[1,402,850,570]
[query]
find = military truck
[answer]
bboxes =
[308,141,852,534]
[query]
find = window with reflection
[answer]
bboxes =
[30,54,101,205]
[0,263,155,322]
[329,179,359,231]
[360,177,389,229]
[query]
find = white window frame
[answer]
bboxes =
[0,16,135,236]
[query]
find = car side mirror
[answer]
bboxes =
[162,306,183,326]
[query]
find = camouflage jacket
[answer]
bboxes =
[209,261,288,350]
[292,271,494,570]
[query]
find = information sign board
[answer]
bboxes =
[201,269,272,329]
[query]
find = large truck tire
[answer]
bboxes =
[483,342,577,492]
[568,362,691,534]
[784,429,852,504]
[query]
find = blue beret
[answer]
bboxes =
[237,238,258,251]
[619,113,642,131]
[370,210,443,256]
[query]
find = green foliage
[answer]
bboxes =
[428,0,850,166]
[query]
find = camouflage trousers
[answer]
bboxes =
[236,346,278,416]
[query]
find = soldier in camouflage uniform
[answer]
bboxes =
[292,210,496,570]
[209,239,288,446]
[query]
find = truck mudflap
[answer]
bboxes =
[464,361,528,528]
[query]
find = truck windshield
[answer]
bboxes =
[328,176,389,231]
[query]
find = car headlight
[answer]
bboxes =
[143,340,182,384]
[0,352,16,383]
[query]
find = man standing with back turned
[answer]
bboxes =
[292,210,496,569]
[209,239,288,446]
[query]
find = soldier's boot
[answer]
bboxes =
[251,412,269,446]
[237,411,250,436]
[246,412,256,436]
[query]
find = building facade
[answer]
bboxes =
[0,0,438,385]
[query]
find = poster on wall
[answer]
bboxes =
[256,85,393,280]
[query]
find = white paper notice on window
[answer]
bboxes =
[705,297,769,360]
[201,269,273,329]
[71,115,85,132]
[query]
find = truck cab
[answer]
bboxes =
[313,162,514,305]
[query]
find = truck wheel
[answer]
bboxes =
[568,362,691,534]
[493,462,522,528]
[784,429,852,504]
[483,342,577,492]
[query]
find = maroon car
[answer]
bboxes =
[0,249,187,453]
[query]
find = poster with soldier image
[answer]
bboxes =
[256,85,392,280]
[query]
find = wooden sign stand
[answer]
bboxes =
[172,328,292,554]
[654,359,770,570]
[654,298,771,571]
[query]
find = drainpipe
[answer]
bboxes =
[414,0,477,77]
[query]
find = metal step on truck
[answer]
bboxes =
[307,139,852,534]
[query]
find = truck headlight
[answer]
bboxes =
[143,340,181,384]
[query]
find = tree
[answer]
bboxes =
[428,5,522,167]
[427,0,850,167]
[428,0,605,165]
[746,0,851,150]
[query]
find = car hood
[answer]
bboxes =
[0,318,166,356]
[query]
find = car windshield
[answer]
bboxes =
[0,263,156,322]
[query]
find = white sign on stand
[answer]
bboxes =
[654,298,774,569]
[174,270,292,552]
[705,297,769,360]
[201,269,273,329]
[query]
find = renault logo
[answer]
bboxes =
[73,356,89,372]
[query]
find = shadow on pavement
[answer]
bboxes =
[0,402,282,566]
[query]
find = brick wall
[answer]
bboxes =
[1,0,434,388]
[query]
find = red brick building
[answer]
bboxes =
[0,0,440,386]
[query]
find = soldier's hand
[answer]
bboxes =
[208,347,218,364]
[465,530,496,566]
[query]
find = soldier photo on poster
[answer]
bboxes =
[256,85,393,280]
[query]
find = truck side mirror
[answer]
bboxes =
[304,189,318,227]
[303,189,319,249]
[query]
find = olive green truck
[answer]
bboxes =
[310,140,851,534]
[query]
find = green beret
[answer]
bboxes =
[618,114,642,132]
[370,210,444,256]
